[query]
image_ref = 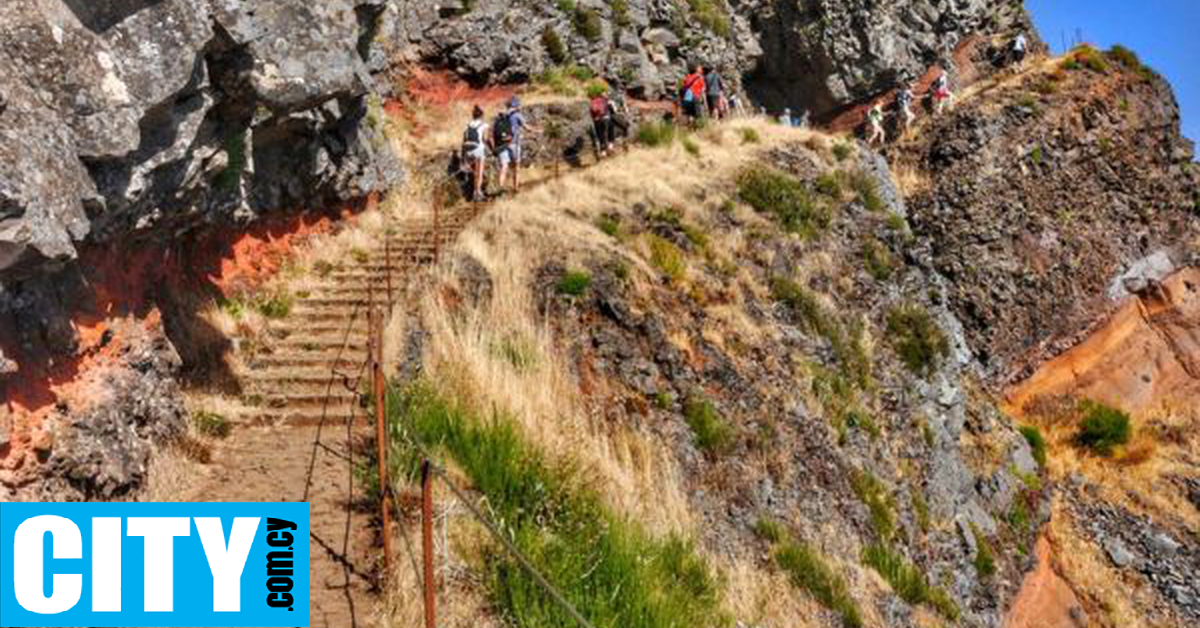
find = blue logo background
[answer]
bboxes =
[0,502,310,627]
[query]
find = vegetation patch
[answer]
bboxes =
[541,27,569,64]
[971,523,996,579]
[770,278,870,388]
[1076,400,1132,457]
[851,469,896,542]
[1068,46,1109,73]
[1018,425,1047,467]
[256,292,293,319]
[389,384,727,628]
[774,540,863,628]
[739,127,760,144]
[192,411,231,439]
[1106,44,1157,80]
[683,394,734,455]
[647,233,687,282]
[861,237,895,281]
[636,121,678,147]
[682,0,731,38]
[491,333,539,372]
[683,137,702,157]
[572,6,603,41]
[832,142,854,162]
[862,543,959,621]
[848,170,884,212]
[885,304,950,378]
[556,269,592,296]
[595,214,622,238]
[737,168,830,238]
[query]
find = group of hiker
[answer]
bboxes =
[460,97,530,202]
[677,64,745,125]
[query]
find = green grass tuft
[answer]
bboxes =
[192,411,231,439]
[257,292,293,319]
[832,143,853,162]
[636,121,678,147]
[753,517,786,544]
[971,524,996,579]
[1076,400,1132,457]
[862,543,959,621]
[737,168,830,238]
[557,269,592,296]
[861,237,895,281]
[848,170,884,212]
[389,384,728,628]
[886,304,950,378]
[647,234,687,283]
[740,127,761,144]
[1018,425,1047,467]
[683,394,734,455]
[541,28,569,64]
[595,214,621,238]
[774,541,863,628]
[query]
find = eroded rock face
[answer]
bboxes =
[0,0,403,500]
[901,58,1199,383]
[386,0,1030,116]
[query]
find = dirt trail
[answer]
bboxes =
[188,206,483,627]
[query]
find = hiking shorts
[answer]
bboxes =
[707,94,721,113]
[498,143,521,167]
[464,143,487,163]
[683,99,702,119]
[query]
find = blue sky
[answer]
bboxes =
[1026,0,1199,143]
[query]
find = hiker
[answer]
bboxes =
[704,65,726,120]
[778,108,792,126]
[727,92,746,118]
[590,88,615,158]
[679,64,706,125]
[608,82,631,144]
[932,70,954,115]
[493,97,527,194]
[866,101,885,146]
[896,83,916,130]
[1009,32,1029,69]
[462,105,491,201]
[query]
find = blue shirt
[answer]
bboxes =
[508,110,526,144]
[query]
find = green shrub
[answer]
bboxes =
[389,384,726,628]
[886,304,950,378]
[636,121,677,147]
[193,411,231,439]
[862,544,959,621]
[685,0,731,38]
[541,28,568,64]
[771,277,870,388]
[585,80,609,98]
[851,469,895,542]
[815,173,842,198]
[491,334,539,372]
[753,517,786,544]
[556,0,576,11]
[595,214,621,237]
[740,127,760,144]
[557,269,592,296]
[1076,401,1132,456]
[1019,425,1047,467]
[611,0,631,27]
[683,138,701,157]
[848,170,884,212]
[573,6,603,41]
[1030,146,1044,164]
[257,292,293,319]
[832,142,853,162]
[862,237,895,281]
[566,64,595,81]
[737,168,830,238]
[1106,44,1155,79]
[647,234,687,282]
[972,524,996,579]
[683,395,734,455]
[1071,46,1109,73]
[912,493,930,534]
[775,541,863,628]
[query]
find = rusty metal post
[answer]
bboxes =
[373,310,393,580]
[421,460,436,628]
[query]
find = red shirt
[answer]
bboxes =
[683,73,706,99]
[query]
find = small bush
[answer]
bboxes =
[848,170,884,212]
[740,127,760,144]
[886,304,950,378]
[832,142,853,162]
[685,0,732,38]
[636,121,677,147]
[257,292,293,319]
[1076,401,1132,457]
[815,173,842,198]
[753,517,786,544]
[862,237,895,281]
[557,269,592,296]
[851,469,895,542]
[862,543,959,621]
[737,168,830,238]
[1071,46,1109,73]
[585,79,609,98]
[683,138,701,157]
[1107,44,1147,76]
[775,541,863,628]
[1019,425,1047,467]
[573,6,603,41]
[683,395,734,455]
[647,234,687,282]
[193,411,231,439]
[972,524,996,579]
[595,214,621,238]
[541,28,568,64]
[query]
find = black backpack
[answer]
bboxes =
[463,122,483,149]
[493,112,515,146]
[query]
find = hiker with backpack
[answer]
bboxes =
[462,105,492,202]
[493,97,527,194]
[704,66,726,120]
[608,82,632,145]
[589,86,615,158]
[867,101,886,146]
[896,83,916,131]
[1009,32,1029,69]
[932,70,954,115]
[679,64,706,126]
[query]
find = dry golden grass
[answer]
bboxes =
[141,443,203,502]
